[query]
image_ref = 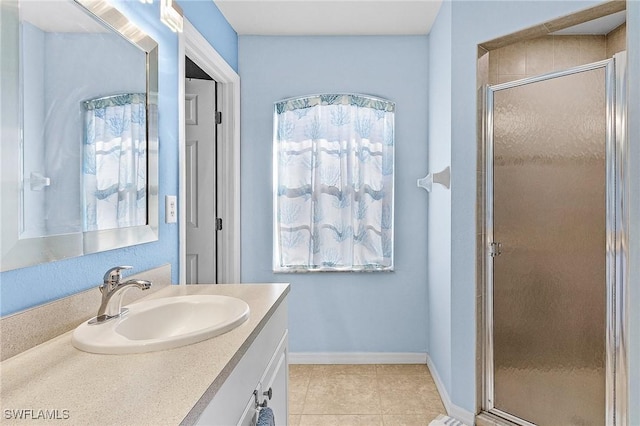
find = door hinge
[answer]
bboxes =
[215,217,223,231]
[215,111,222,124]
[489,242,502,257]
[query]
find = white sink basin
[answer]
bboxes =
[72,295,250,354]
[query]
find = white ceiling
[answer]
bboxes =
[213,0,443,36]
[21,1,107,33]
[551,10,626,35]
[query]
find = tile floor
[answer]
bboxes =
[288,364,446,426]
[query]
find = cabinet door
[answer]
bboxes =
[194,301,288,426]
[258,330,288,424]
[236,394,257,426]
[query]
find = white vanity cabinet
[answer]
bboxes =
[195,300,288,426]
[1,284,290,426]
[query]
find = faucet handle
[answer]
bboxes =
[103,265,133,286]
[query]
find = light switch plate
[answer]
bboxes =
[165,195,177,224]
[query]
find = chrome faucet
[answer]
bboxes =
[89,266,152,324]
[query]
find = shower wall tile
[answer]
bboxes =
[498,42,526,75]
[488,49,498,82]
[606,23,626,58]
[579,35,606,63]
[553,36,582,70]
[489,34,609,85]
[478,49,490,89]
[497,74,525,84]
[525,38,554,75]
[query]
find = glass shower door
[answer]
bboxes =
[486,61,613,425]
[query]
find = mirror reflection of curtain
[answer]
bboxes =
[274,94,394,272]
[83,93,147,231]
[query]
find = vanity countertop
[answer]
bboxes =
[0,283,289,425]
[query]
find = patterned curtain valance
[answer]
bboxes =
[83,93,146,111]
[273,93,395,272]
[276,94,395,115]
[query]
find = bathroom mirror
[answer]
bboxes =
[0,0,158,271]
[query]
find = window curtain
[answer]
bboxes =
[83,93,147,231]
[274,94,394,271]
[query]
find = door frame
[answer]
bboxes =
[480,55,628,425]
[178,20,240,284]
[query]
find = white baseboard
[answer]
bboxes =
[426,354,476,426]
[289,352,427,365]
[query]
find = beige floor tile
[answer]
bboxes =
[288,364,447,420]
[289,414,301,426]
[383,414,441,426]
[377,374,445,415]
[311,364,377,377]
[289,370,311,414]
[423,374,440,393]
[303,374,380,415]
[290,364,314,379]
[375,364,429,376]
[424,407,446,420]
[299,415,383,425]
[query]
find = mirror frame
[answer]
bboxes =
[0,0,158,271]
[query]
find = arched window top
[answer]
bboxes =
[275,93,395,115]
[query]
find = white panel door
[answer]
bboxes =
[185,78,217,284]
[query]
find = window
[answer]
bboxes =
[273,94,394,272]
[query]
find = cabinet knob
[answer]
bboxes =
[263,387,273,400]
[253,390,268,408]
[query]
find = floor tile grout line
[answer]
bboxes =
[298,365,313,416]
[375,364,385,421]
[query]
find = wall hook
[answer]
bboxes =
[29,172,51,191]
[417,166,450,192]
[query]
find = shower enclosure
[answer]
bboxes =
[483,53,627,425]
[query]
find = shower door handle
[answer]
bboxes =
[490,242,502,257]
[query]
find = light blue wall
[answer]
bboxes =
[427,0,452,394]
[239,36,429,353]
[0,0,237,317]
[181,1,238,72]
[428,0,635,414]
